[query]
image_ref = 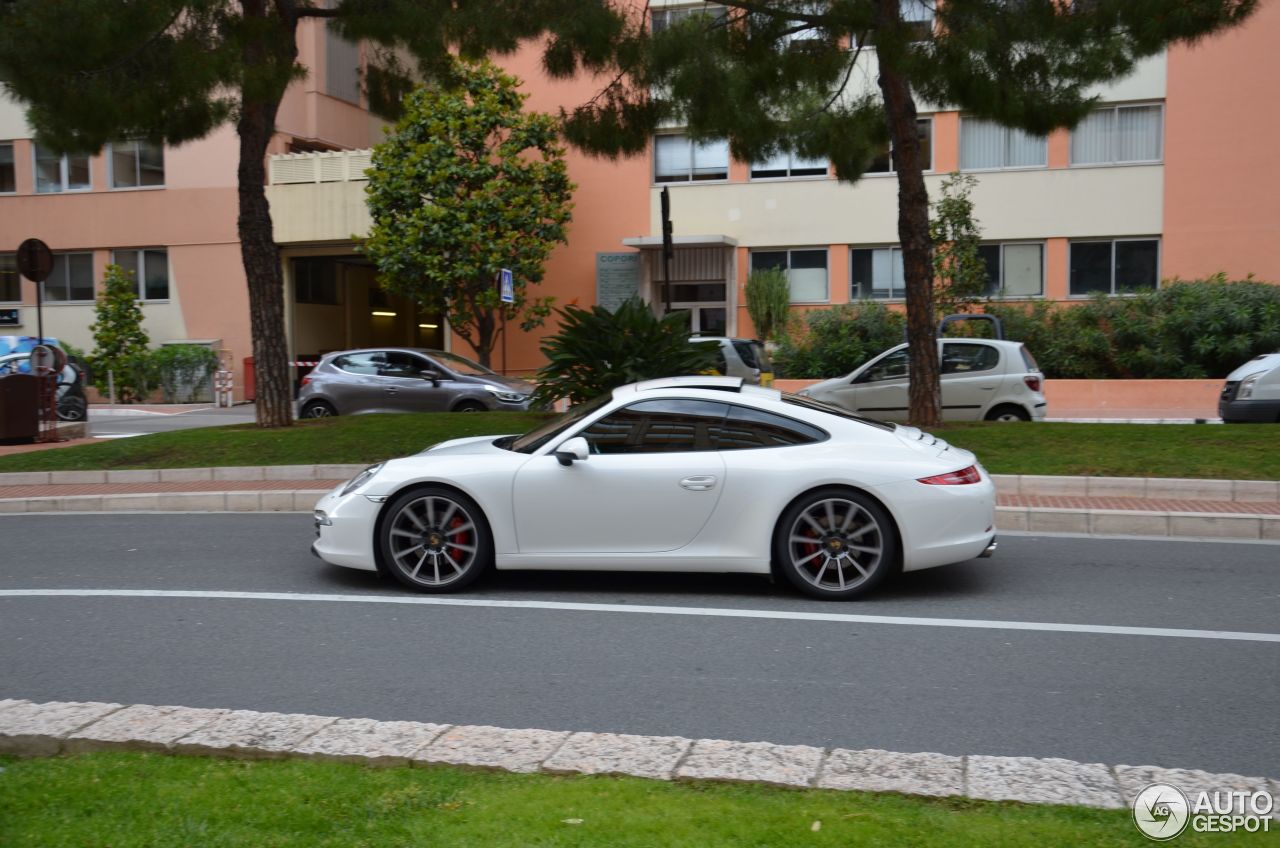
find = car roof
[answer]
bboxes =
[622,376,746,395]
[323,347,449,358]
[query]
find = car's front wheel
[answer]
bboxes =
[379,487,493,592]
[774,488,898,600]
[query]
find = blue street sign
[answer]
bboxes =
[499,268,515,304]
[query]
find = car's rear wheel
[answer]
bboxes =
[379,487,492,592]
[774,488,898,600]
[453,401,486,413]
[300,400,337,419]
[56,395,87,422]
[984,404,1030,422]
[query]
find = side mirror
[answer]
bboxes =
[554,436,590,467]
[420,369,441,387]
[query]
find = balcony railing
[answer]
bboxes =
[268,149,372,185]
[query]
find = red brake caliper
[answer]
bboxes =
[448,515,470,564]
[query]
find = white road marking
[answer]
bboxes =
[2,589,1278,643]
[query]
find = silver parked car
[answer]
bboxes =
[691,336,775,386]
[297,348,535,418]
[800,338,1047,422]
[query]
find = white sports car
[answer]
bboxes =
[312,376,997,600]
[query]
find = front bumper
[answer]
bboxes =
[1219,398,1280,423]
[311,484,382,571]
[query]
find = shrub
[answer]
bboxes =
[89,264,151,402]
[151,344,221,403]
[532,297,718,406]
[744,267,792,342]
[772,301,905,379]
[984,277,1280,379]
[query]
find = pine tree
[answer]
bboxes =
[545,0,1257,425]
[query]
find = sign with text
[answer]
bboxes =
[498,268,515,304]
[595,252,641,312]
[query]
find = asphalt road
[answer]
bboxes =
[1,513,1276,776]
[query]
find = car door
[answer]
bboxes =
[850,347,911,421]
[377,351,452,412]
[939,342,1004,421]
[326,352,391,413]
[511,398,727,554]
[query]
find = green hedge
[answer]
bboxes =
[775,278,1280,380]
[986,277,1280,379]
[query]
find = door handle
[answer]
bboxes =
[385,387,399,395]
[680,475,717,491]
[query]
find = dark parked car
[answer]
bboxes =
[296,348,535,418]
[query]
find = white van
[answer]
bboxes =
[1219,353,1280,423]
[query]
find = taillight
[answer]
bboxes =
[918,465,982,485]
[300,376,311,386]
[1024,375,1042,392]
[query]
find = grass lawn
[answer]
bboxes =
[0,413,1276,479]
[1,752,1256,848]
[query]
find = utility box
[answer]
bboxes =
[0,373,40,441]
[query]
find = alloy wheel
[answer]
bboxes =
[786,497,884,592]
[386,494,479,587]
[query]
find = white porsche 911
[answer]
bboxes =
[312,376,997,600]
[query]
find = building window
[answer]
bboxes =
[1069,239,1160,296]
[294,257,341,305]
[867,117,933,174]
[851,247,905,299]
[110,140,165,189]
[900,0,935,41]
[34,145,91,193]
[0,143,14,193]
[651,4,727,33]
[1071,104,1163,166]
[751,248,828,303]
[978,242,1044,298]
[45,253,95,302]
[750,149,827,179]
[959,118,1046,170]
[112,248,170,301]
[325,22,362,104]
[654,133,729,182]
[0,254,19,302]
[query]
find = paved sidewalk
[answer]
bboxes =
[3,698,1276,811]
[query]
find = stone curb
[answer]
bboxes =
[2,698,1276,812]
[0,467,1275,503]
[0,490,326,514]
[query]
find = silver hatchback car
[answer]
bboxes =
[297,348,535,417]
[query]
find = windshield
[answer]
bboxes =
[431,351,496,377]
[505,394,612,454]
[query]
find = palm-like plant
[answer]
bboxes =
[532,298,719,407]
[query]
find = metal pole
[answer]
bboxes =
[501,309,508,376]
[36,279,44,345]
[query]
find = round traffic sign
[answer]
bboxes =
[17,238,54,283]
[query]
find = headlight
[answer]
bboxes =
[483,385,527,403]
[340,462,384,497]
[1237,374,1260,399]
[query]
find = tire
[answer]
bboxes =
[300,400,337,419]
[984,404,1031,422]
[56,395,87,422]
[452,401,487,413]
[773,487,899,600]
[378,486,493,593]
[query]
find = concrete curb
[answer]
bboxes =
[2,698,1276,812]
[1,467,1277,503]
[0,490,326,514]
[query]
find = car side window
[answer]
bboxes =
[579,399,729,454]
[378,351,428,379]
[732,340,760,370]
[864,350,909,382]
[710,405,826,450]
[333,353,380,375]
[941,343,1000,374]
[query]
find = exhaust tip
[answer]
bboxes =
[978,538,998,559]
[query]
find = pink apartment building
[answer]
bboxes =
[2,2,1276,396]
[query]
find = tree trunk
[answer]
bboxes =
[876,0,940,427]
[237,1,293,427]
